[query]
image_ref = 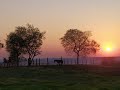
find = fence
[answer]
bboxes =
[0,57,120,68]
[0,57,120,67]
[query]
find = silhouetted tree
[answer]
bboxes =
[60,29,100,64]
[22,24,45,66]
[6,32,23,66]
[6,24,45,66]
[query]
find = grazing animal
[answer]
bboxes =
[54,60,63,65]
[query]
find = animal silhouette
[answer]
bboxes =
[54,60,63,65]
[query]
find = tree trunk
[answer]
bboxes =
[16,55,19,67]
[28,58,32,66]
[77,53,79,64]
[16,57,19,67]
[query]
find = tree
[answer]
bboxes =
[6,24,45,66]
[60,29,100,64]
[6,32,24,65]
[22,24,45,66]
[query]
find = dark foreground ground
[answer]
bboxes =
[0,65,120,90]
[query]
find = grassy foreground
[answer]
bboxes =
[0,65,120,90]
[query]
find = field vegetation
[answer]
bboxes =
[0,65,120,90]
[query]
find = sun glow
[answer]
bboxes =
[106,47,112,52]
[100,41,119,57]
[102,42,115,53]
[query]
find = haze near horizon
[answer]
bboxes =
[0,0,120,57]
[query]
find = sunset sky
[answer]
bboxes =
[0,0,120,57]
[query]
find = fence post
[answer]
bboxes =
[33,60,34,66]
[47,58,48,65]
[61,56,64,65]
[36,59,38,66]
[39,59,40,66]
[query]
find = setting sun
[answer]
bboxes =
[106,47,111,52]
[100,42,118,57]
[101,42,116,54]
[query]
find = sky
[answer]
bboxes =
[0,0,120,58]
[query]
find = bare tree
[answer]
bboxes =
[60,29,100,64]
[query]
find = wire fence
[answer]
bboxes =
[0,57,120,68]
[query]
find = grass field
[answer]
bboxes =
[0,65,120,90]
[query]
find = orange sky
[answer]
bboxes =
[0,0,120,57]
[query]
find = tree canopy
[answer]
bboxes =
[6,24,45,66]
[60,29,100,64]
